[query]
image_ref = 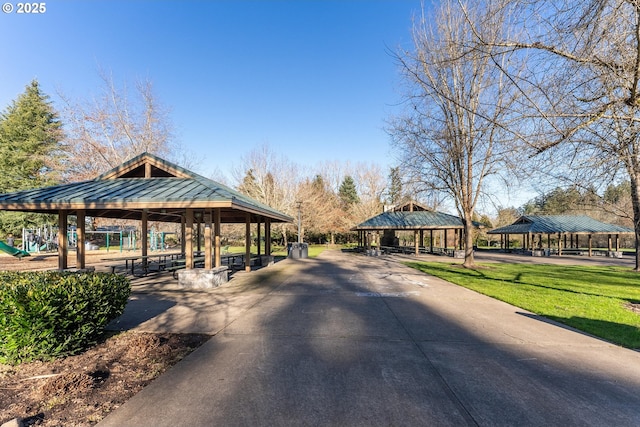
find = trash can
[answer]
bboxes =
[288,242,309,259]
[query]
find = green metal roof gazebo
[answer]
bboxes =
[0,152,292,273]
[487,215,634,255]
[353,202,467,256]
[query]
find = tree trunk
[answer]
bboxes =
[630,174,640,271]
[462,215,475,268]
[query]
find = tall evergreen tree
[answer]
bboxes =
[338,175,359,208]
[0,80,65,235]
[387,166,404,205]
[0,80,65,192]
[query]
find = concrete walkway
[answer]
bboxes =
[99,250,640,426]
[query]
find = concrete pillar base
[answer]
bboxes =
[177,266,229,289]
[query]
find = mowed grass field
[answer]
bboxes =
[404,261,640,349]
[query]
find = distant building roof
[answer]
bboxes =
[487,215,633,235]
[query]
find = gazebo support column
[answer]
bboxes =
[76,210,86,270]
[245,212,251,272]
[414,230,419,256]
[558,232,563,256]
[181,214,186,255]
[444,229,448,251]
[185,209,194,269]
[205,209,212,270]
[141,209,148,269]
[616,234,620,252]
[57,210,68,271]
[430,229,434,253]
[265,219,271,256]
[214,208,221,267]
[196,213,202,254]
[588,234,593,257]
[257,217,262,256]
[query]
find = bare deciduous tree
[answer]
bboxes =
[467,0,640,270]
[234,144,300,245]
[60,72,175,180]
[390,0,519,267]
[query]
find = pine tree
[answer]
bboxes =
[338,175,359,208]
[388,167,403,205]
[0,80,65,192]
[0,80,65,235]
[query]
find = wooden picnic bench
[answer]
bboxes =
[102,252,183,276]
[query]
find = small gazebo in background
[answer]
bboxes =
[487,215,634,257]
[353,201,468,257]
[0,153,292,285]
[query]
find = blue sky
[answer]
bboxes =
[0,0,422,180]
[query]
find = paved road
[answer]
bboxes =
[100,250,640,426]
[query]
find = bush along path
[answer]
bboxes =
[0,271,211,426]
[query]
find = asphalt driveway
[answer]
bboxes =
[99,250,640,426]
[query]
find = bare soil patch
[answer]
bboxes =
[624,301,640,315]
[0,332,210,426]
[0,251,210,426]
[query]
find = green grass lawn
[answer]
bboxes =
[404,261,640,349]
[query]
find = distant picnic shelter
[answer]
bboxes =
[353,202,468,256]
[488,215,634,256]
[0,153,292,277]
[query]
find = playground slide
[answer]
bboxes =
[0,241,30,258]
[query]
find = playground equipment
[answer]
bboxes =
[0,241,30,258]
[21,225,138,253]
[22,226,57,253]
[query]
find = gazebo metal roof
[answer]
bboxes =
[354,210,464,231]
[488,215,633,235]
[0,152,292,224]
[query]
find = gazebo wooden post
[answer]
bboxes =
[265,218,271,256]
[563,234,567,252]
[141,209,148,269]
[181,214,186,255]
[204,209,212,270]
[196,213,202,254]
[444,229,448,251]
[616,234,620,251]
[414,230,419,256]
[214,208,221,267]
[76,209,86,270]
[245,212,251,272]
[257,217,262,256]
[57,210,68,271]
[575,234,579,249]
[558,232,563,256]
[588,234,593,256]
[185,209,194,269]
[608,234,612,252]
[430,229,434,253]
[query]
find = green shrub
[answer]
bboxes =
[0,271,131,364]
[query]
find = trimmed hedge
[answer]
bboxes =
[0,271,131,364]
